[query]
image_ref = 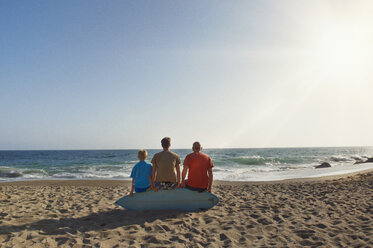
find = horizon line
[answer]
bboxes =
[0,145,372,151]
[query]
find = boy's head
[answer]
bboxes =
[192,142,202,152]
[161,137,171,149]
[138,149,148,161]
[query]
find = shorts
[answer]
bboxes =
[155,182,177,190]
[135,186,151,193]
[186,184,207,192]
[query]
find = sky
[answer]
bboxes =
[1,0,373,150]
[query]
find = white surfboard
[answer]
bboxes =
[115,188,219,211]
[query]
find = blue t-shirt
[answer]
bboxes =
[130,161,152,188]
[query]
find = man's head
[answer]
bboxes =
[138,149,148,161]
[192,141,202,152]
[161,137,171,149]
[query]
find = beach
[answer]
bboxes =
[1,170,372,247]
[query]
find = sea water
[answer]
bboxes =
[0,147,372,182]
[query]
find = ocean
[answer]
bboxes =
[0,147,372,182]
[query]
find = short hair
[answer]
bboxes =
[161,137,171,148]
[193,141,201,151]
[138,149,148,160]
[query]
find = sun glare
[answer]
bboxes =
[305,7,373,86]
[309,26,370,83]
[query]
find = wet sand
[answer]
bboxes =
[0,170,372,247]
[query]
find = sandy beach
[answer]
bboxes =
[1,171,372,248]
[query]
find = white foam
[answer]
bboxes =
[1,162,372,183]
[213,163,373,181]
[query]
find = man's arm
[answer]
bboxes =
[207,168,213,193]
[176,164,181,188]
[181,165,188,188]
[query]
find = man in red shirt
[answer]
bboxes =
[181,142,213,192]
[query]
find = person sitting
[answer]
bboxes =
[151,137,181,191]
[129,149,152,196]
[181,142,213,192]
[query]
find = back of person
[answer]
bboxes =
[152,150,180,183]
[130,149,152,196]
[184,152,213,189]
[131,160,152,188]
[151,137,181,191]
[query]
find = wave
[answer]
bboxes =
[229,154,370,167]
[1,148,372,182]
[231,156,307,166]
[0,167,23,178]
[350,155,367,161]
[330,156,353,162]
[103,155,117,158]
[22,169,47,175]
[52,173,78,179]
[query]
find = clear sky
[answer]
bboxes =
[1,0,372,150]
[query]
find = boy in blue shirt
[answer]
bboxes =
[130,149,153,197]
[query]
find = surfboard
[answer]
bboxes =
[115,188,219,211]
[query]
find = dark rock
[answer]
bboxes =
[354,157,373,165]
[315,162,331,169]
[0,171,23,178]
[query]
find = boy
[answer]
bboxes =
[130,149,153,197]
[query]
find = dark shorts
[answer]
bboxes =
[155,182,177,190]
[135,186,151,193]
[186,184,207,192]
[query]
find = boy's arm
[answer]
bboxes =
[181,165,188,188]
[151,164,158,192]
[148,175,153,190]
[130,178,135,197]
[207,168,213,193]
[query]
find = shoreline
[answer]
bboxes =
[1,167,372,187]
[2,148,372,183]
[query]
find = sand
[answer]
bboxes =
[0,171,372,248]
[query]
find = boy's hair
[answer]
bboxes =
[161,137,171,148]
[138,149,148,160]
[193,142,202,151]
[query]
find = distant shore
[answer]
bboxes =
[0,170,372,247]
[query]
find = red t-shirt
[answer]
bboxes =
[183,152,213,189]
